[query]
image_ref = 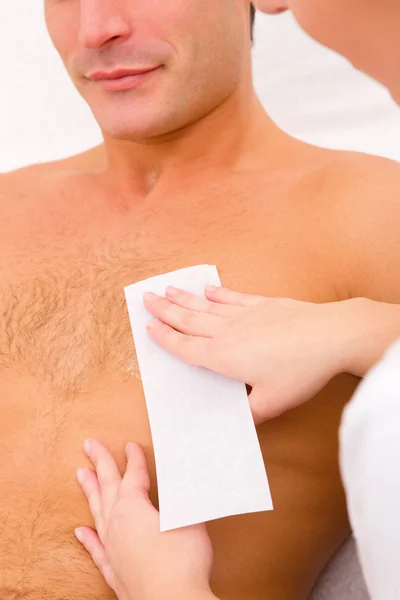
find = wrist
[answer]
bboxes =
[194,593,219,600]
[133,588,218,600]
[178,590,218,600]
[334,297,400,377]
[190,588,219,600]
[171,585,218,600]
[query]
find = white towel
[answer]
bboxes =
[340,341,400,600]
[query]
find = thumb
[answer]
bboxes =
[249,386,284,425]
[120,442,152,500]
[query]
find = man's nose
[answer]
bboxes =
[78,0,132,50]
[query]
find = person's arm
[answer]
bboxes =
[143,159,400,425]
[336,298,400,377]
[143,287,400,424]
[75,439,218,600]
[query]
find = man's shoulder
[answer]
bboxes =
[0,144,105,204]
[276,143,400,213]
[0,166,33,202]
[324,150,400,195]
[0,166,50,243]
[314,150,400,300]
[300,147,400,195]
[300,148,400,224]
[0,164,57,212]
[321,151,400,229]
[0,146,105,244]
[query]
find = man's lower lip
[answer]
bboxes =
[94,67,160,91]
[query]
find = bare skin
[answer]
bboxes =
[2,122,400,599]
[76,439,216,600]
[2,1,400,597]
[254,0,400,103]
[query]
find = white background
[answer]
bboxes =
[1,5,400,172]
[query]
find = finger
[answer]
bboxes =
[143,293,221,337]
[77,467,103,534]
[120,442,152,500]
[84,439,122,516]
[249,387,285,425]
[205,286,265,308]
[75,527,115,590]
[164,287,242,317]
[146,320,214,369]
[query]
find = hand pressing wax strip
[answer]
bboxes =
[124,265,273,531]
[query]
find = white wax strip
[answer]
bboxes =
[124,265,273,531]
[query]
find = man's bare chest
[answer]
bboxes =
[0,193,334,397]
[0,180,353,600]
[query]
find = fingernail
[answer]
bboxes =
[75,528,84,543]
[166,286,179,296]
[125,443,131,456]
[205,285,217,294]
[143,292,158,303]
[84,439,92,455]
[76,469,85,485]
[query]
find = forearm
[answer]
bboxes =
[337,298,400,377]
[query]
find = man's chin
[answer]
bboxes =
[98,118,173,143]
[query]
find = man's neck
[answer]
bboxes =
[100,92,292,199]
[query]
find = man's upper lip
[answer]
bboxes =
[88,67,158,80]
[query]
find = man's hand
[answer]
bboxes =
[75,439,216,600]
[144,286,400,424]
